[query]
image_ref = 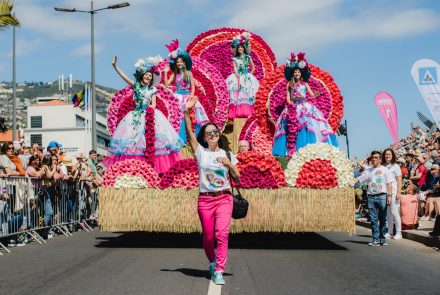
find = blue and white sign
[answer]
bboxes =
[411,59,440,127]
[419,67,437,85]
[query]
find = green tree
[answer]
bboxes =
[0,0,19,29]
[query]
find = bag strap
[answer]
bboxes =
[226,151,242,198]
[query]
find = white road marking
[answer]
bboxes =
[207,280,222,295]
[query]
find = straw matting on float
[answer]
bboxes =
[99,187,355,234]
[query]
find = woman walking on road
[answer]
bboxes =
[183,96,240,285]
[382,148,402,239]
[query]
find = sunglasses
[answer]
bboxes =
[205,129,219,137]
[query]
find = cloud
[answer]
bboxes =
[71,43,103,57]
[6,38,43,57]
[225,0,440,55]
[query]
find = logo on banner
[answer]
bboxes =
[419,67,437,85]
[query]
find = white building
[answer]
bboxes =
[24,99,110,155]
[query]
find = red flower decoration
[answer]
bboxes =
[295,159,338,189]
[235,151,287,188]
[144,107,155,166]
[187,27,277,82]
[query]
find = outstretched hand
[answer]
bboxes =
[185,96,197,111]
[112,56,117,67]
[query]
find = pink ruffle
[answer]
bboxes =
[102,155,147,168]
[153,151,181,174]
[229,105,254,119]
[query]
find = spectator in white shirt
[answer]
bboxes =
[355,151,393,246]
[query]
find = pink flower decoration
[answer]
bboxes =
[103,159,160,188]
[159,159,199,189]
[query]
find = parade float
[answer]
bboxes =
[99,28,355,234]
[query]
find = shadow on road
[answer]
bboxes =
[95,232,347,250]
[159,268,232,279]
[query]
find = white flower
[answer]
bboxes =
[146,55,163,66]
[285,143,354,188]
[114,174,149,188]
[298,61,306,69]
[242,32,251,40]
[134,58,145,69]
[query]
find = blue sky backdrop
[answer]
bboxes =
[1,0,440,159]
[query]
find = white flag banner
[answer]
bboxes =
[411,59,440,127]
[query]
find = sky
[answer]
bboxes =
[1,0,440,159]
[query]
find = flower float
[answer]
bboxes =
[103,159,161,188]
[191,57,229,129]
[285,143,353,189]
[144,107,155,166]
[246,64,343,153]
[235,151,287,188]
[187,27,277,82]
[159,159,199,189]
[107,86,135,136]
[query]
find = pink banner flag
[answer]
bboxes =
[374,92,399,144]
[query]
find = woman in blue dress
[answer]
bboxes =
[272,52,338,157]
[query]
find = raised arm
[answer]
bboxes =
[163,64,175,87]
[184,96,199,152]
[112,56,134,86]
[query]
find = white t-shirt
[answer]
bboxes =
[357,165,394,195]
[195,145,239,193]
[385,163,401,195]
[0,154,16,171]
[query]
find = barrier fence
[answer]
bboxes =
[0,176,98,255]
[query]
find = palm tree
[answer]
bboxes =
[0,0,20,30]
[0,0,19,133]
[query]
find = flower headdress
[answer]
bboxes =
[231,32,251,55]
[165,39,192,71]
[284,51,311,82]
[133,55,163,85]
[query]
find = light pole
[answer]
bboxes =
[54,1,129,151]
[12,15,16,141]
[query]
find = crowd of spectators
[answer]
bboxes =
[0,141,105,183]
[0,140,104,246]
[356,125,440,238]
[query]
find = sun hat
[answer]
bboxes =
[62,154,78,167]
[284,51,311,82]
[165,39,192,71]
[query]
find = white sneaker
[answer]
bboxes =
[420,216,429,221]
[393,233,402,240]
[384,233,391,239]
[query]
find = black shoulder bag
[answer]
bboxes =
[226,151,249,219]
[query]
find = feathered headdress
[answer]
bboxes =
[133,55,163,85]
[284,51,311,82]
[165,39,192,71]
[231,32,251,55]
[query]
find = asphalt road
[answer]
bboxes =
[0,226,439,295]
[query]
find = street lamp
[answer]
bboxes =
[54,1,130,151]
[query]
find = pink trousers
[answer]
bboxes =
[197,194,233,272]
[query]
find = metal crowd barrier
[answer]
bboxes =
[0,176,99,254]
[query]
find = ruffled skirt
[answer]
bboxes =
[226,73,259,118]
[272,102,338,156]
[174,92,209,142]
[103,109,183,174]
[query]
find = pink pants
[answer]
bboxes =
[198,194,233,273]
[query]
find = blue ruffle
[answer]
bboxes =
[272,134,287,156]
